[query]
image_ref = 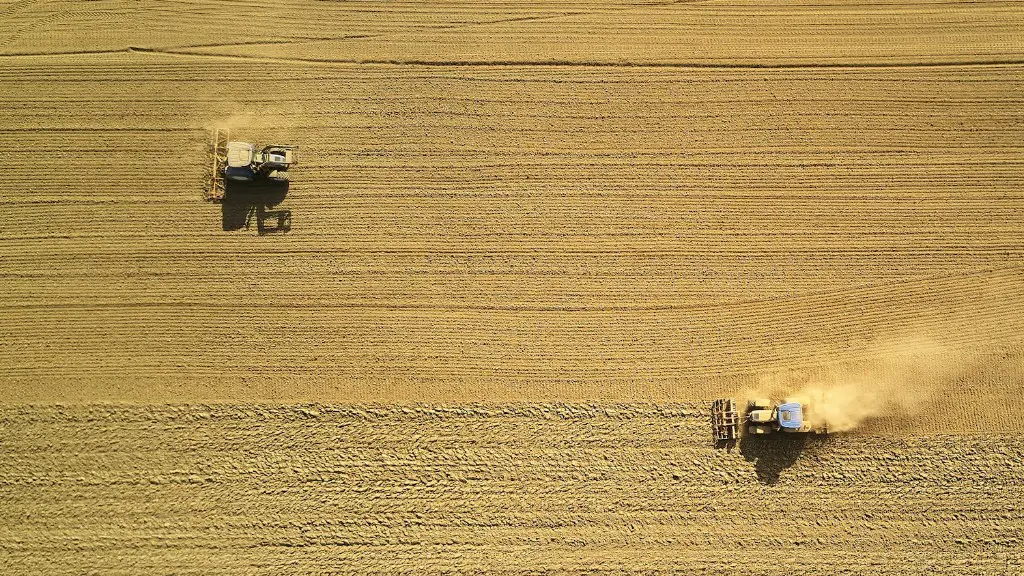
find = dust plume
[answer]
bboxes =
[743,337,959,432]
[196,101,306,157]
[200,100,307,132]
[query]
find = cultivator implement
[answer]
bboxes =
[711,398,739,442]
[206,127,229,202]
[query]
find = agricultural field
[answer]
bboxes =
[2,404,1023,575]
[1,0,1024,573]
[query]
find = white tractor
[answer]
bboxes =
[225,141,297,183]
[206,128,297,201]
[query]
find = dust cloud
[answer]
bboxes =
[197,102,306,157]
[743,337,959,432]
[201,100,308,133]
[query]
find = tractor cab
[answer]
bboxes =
[777,402,808,432]
[225,141,256,181]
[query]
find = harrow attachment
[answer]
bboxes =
[205,127,229,202]
[711,398,739,442]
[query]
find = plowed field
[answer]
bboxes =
[2,0,1024,573]
[1,405,1022,575]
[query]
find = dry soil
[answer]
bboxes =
[1,0,1023,573]
[2,404,1023,575]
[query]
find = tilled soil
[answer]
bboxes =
[1,404,1022,575]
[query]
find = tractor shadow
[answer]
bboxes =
[714,438,737,452]
[221,180,292,234]
[738,433,810,485]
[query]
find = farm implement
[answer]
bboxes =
[712,397,829,441]
[205,128,298,202]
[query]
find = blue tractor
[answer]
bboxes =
[745,399,827,435]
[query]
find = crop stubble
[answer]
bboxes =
[1,56,1023,411]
